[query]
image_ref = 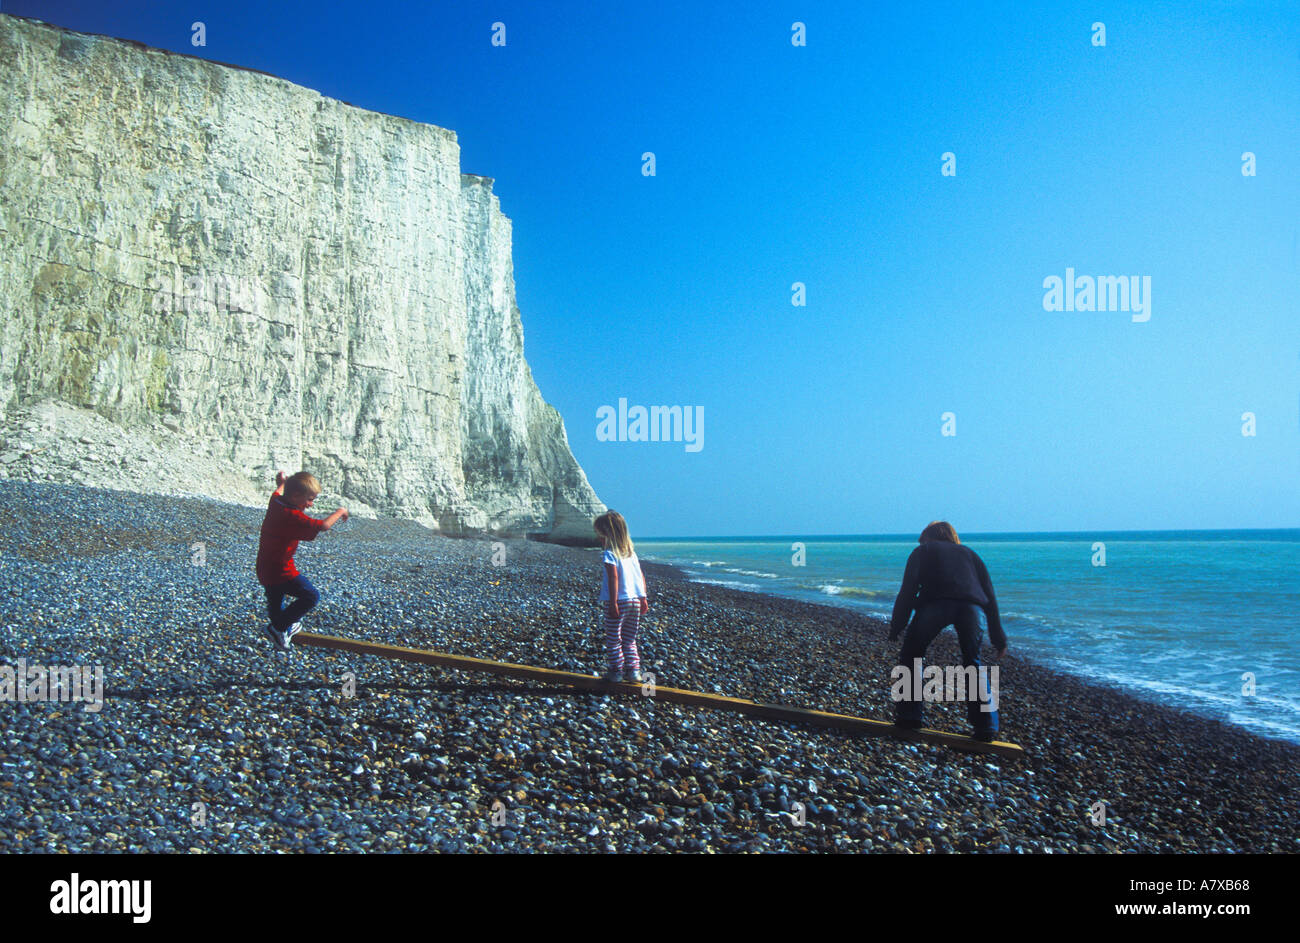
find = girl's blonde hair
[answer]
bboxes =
[919,520,960,544]
[593,510,634,558]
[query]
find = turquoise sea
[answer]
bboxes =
[636,532,1300,745]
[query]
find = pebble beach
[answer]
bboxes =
[1,481,1297,854]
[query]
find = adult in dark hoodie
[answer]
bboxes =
[889,521,1007,739]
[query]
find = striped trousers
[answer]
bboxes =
[603,601,643,673]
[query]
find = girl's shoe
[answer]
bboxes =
[625,669,643,683]
[285,622,303,644]
[599,670,624,683]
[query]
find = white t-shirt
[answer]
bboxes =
[600,549,646,602]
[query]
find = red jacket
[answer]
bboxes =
[256,493,326,586]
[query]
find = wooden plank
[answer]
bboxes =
[292,631,1025,759]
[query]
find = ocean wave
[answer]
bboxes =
[1003,610,1109,633]
[1226,712,1300,739]
[1063,664,1300,732]
[724,567,781,579]
[693,578,763,592]
[816,584,888,599]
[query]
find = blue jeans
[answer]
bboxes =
[265,575,319,632]
[895,599,998,735]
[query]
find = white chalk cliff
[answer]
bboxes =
[0,15,605,542]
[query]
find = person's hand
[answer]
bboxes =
[993,647,1007,661]
[607,601,620,618]
[337,508,349,520]
[639,598,649,615]
[276,469,287,486]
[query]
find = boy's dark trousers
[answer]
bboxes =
[265,575,319,631]
[895,599,998,735]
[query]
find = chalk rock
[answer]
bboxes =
[0,14,604,542]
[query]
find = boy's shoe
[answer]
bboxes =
[265,623,288,651]
[895,718,923,731]
[284,622,303,645]
[625,669,643,683]
[972,729,998,743]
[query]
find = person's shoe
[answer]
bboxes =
[895,718,923,731]
[972,729,998,742]
[599,670,624,683]
[284,622,303,645]
[265,623,288,651]
[625,669,643,683]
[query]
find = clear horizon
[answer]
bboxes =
[10,0,1299,536]
[637,527,1300,541]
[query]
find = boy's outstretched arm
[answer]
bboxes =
[321,507,349,530]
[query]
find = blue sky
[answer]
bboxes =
[10,0,1299,536]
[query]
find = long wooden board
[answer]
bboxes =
[292,631,1025,759]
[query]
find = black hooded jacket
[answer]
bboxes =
[889,540,1006,649]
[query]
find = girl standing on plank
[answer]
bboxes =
[593,511,649,683]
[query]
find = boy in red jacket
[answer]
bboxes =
[256,470,348,651]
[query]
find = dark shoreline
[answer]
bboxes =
[0,481,1297,853]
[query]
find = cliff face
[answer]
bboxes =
[0,15,604,542]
